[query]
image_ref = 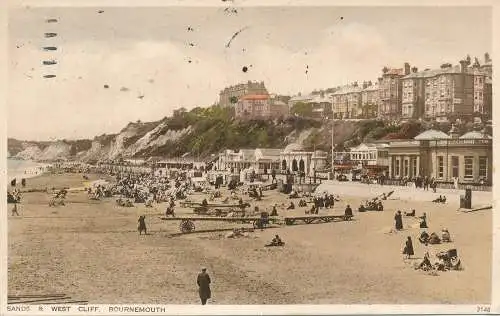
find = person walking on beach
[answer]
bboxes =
[344,204,353,219]
[403,236,414,259]
[11,203,20,216]
[138,215,147,235]
[197,267,211,305]
[394,210,403,230]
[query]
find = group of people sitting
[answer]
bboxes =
[248,187,263,200]
[116,197,134,207]
[87,185,107,200]
[418,229,451,245]
[7,189,22,204]
[265,234,285,247]
[358,200,383,212]
[48,189,68,207]
[416,249,461,272]
[288,190,300,199]
[432,195,447,203]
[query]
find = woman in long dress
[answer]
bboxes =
[394,211,403,230]
[403,236,414,259]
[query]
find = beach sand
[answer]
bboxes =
[8,173,492,304]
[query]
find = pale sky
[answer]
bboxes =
[7,6,492,141]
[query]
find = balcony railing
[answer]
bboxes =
[389,140,420,147]
[432,139,492,146]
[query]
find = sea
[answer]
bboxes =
[7,159,51,182]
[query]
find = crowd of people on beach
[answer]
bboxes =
[393,206,462,273]
[8,161,475,304]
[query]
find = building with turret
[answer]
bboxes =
[219,81,268,107]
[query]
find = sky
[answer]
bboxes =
[7,5,492,141]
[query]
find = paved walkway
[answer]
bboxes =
[314,180,492,208]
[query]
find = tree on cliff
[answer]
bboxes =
[290,102,313,117]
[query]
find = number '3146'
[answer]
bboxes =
[477,306,490,313]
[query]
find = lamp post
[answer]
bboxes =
[330,95,334,180]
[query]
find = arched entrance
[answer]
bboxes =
[292,159,298,172]
[282,159,287,170]
[299,159,305,172]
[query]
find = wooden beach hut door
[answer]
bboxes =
[299,159,305,172]
[282,160,287,171]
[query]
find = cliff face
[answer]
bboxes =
[15,145,43,160]
[7,119,192,162]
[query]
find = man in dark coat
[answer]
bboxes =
[138,215,147,235]
[197,268,211,305]
[394,211,403,230]
[344,204,353,219]
[419,212,428,228]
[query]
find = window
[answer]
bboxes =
[479,157,488,178]
[464,156,473,180]
[412,157,417,176]
[395,159,400,177]
[451,156,459,178]
[437,156,444,178]
[404,159,409,177]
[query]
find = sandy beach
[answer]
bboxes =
[8,173,492,304]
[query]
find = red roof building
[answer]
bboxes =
[235,94,289,120]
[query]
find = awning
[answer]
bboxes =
[333,165,355,170]
[363,165,389,169]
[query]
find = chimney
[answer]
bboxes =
[411,67,418,73]
[459,60,467,73]
[353,81,358,87]
[484,52,491,63]
[362,81,368,89]
[404,62,411,75]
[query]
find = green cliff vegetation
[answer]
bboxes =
[137,106,322,158]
